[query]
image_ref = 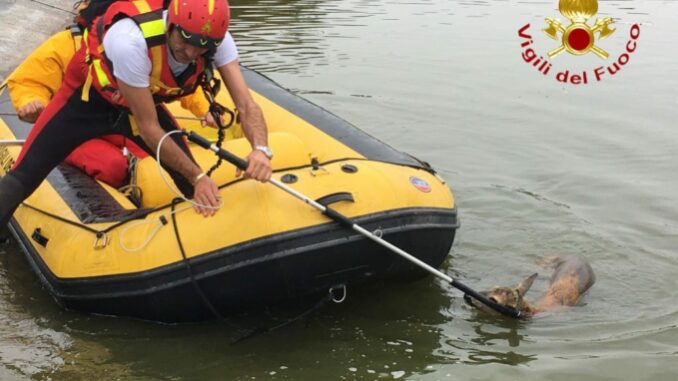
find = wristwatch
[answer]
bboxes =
[254,145,273,159]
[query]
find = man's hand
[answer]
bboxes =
[217,60,271,183]
[17,100,45,123]
[236,149,272,182]
[192,174,222,216]
[201,112,221,128]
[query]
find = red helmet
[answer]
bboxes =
[168,0,230,49]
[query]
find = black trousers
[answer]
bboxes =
[0,84,196,226]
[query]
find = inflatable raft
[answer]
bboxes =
[0,67,458,322]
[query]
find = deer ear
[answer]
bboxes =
[516,273,538,296]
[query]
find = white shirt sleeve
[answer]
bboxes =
[102,18,152,88]
[213,32,239,68]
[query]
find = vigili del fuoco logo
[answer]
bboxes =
[518,0,640,85]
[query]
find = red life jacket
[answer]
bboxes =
[81,0,206,106]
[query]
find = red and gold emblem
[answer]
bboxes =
[201,21,213,36]
[543,0,615,59]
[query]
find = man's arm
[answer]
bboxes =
[7,30,74,122]
[217,59,272,181]
[117,80,221,216]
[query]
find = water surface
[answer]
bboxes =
[1,0,677,380]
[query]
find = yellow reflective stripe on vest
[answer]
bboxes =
[131,1,169,95]
[131,0,163,40]
[149,77,183,95]
[82,67,93,102]
[132,0,152,13]
[81,28,92,101]
[92,59,111,88]
[149,45,164,93]
[82,27,89,52]
[140,19,164,39]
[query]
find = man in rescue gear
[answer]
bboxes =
[0,0,272,227]
[4,6,227,188]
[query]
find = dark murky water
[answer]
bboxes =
[1,0,677,380]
